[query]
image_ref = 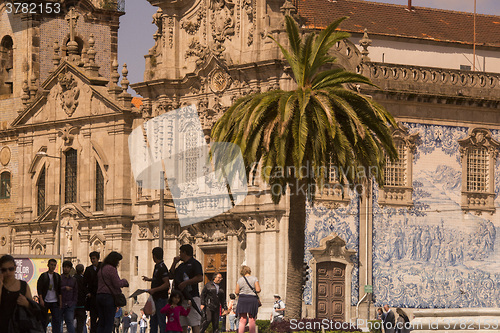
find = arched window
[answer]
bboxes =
[95,161,104,211]
[0,36,13,95]
[65,149,77,203]
[37,167,46,215]
[0,171,10,199]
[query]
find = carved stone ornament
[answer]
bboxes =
[240,217,256,231]
[210,0,235,55]
[186,39,210,67]
[242,0,253,21]
[58,72,80,117]
[178,229,194,244]
[181,9,205,35]
[264,217,277,230]
[139,227,148,239]
[0,146,11,166]
[153,98,173,117]
[164,224,178,237]
[209,68,231,93]
[58,124,80,145]
[153,226,159,238]
[237,226,246,242]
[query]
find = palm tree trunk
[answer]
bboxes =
[284,179,307,319]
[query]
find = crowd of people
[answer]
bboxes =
[0,244,276,333]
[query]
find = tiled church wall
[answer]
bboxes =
[373,122,500,308]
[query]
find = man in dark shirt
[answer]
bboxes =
[142,247,170,333]
[37,258,62,333]
[83,251,101,333]
[170,244,204,333]
[130,310,139,333]
[122,311,132,333]
[383,304,396,333]
[75,264,88,333]
[61,260,78,333]
[200,273,227,333]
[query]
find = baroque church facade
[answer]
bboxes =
[2,0,500,326]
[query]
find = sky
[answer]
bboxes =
[117,0,500,96]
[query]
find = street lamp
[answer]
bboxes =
[36,150,63,256]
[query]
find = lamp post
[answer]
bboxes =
[36,150,63,256]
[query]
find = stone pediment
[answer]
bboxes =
[12,61,129,127]
[309,233,356,263]
[35,205,58,222]
[60,203,93,219]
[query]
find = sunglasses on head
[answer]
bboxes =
[1,267,15,273]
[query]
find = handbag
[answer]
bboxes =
[102,270,128,307]
[10,300,45,333]
[243,276,262,307]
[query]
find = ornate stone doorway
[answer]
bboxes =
[203,248,227,293]
[309,233,356,321]
[316,261,346,321]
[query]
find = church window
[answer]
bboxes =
[37,167,46,215]
[327,156,338,183]
[65,149,77,203]
[0,36,13,95]
[459,128,499,213]
[0,171,10,199]
[384,141,407,187]
[466,147,489,192]
[378,123,418,207]
[313,156,351,209]
[96,161,104,211]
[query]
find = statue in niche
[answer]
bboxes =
[61,215,75,256]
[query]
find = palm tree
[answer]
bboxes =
[211,16,398,319]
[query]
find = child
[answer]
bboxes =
[161,290,191,333]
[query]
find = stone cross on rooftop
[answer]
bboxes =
[66,7,79,43]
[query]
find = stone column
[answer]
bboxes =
[259,216,279,310]
[358,182,373,320]
[227,229,238,294]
